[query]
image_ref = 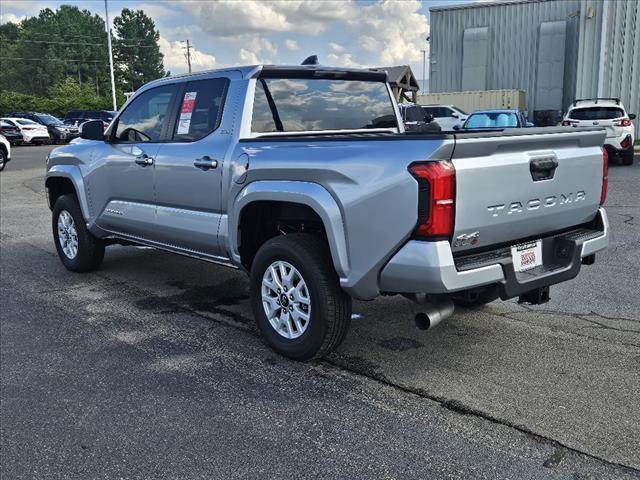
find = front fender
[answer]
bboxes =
[228,181,349,280]
[45,165,91,221]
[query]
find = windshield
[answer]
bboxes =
[464,112,519,128]
[568,107,624,120]
[36,114,63,125]
[251,78,396,133]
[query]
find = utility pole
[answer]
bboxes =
[183,40,192,73]
[105,0,117,111]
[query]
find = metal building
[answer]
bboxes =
[429,0,640,136]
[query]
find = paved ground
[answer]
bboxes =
[1,145,639,479]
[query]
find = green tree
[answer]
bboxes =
[0,6,110,97]
[113,8,165,92]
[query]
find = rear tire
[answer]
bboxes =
[52,194,105,272]
[451,285,499,308]
[250,234,352,361]
[621,150,634,166]
[0,149,6,171]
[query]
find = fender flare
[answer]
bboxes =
[45,165,91,221]
[229,181,349,279]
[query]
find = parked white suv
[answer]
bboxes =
[421,105,468,131]
[562,98,635,165]
[0,134,11,171]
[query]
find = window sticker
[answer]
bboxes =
[177,91,197,134]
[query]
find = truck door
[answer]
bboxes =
[93,83,179,241]
[152,72,237,259]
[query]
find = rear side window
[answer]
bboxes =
[404,106,425,122]
[569,107,624,120]
[114,84,177,142]
[172,77,229,142]
[251,78,396,133]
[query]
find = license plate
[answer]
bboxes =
[511,240,542,272]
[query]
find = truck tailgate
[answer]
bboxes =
[451,127,606,253]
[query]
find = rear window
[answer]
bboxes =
[465,112,519,128]
[17,119,38,125]
[569,107,624,120]
[251,78,396,133]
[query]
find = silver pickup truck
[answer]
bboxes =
[45,64,609,360]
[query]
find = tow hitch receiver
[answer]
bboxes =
[518,286,550,305]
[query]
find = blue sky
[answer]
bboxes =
[1,0,479,88]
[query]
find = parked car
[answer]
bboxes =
[397,103,441,132]
[421,104,468,130]
[0,134,11,171]
[456,109,533,129]
[0,120,24,145]
[0,117,50,144]
[5,112,79,144]
[562,98,635,165]
[64,110,116,130]
[45,64,609,361]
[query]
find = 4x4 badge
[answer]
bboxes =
[454,231,480,247]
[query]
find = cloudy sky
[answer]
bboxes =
[0,0,479,88]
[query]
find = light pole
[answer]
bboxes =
[421,49,426,94]
[105,0,117,111]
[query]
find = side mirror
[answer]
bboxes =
[80,120,105,141]
[453,124,461,131]
[629,113,636,120]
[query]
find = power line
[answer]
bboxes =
[0,56,105,63]
[0,37,159,48]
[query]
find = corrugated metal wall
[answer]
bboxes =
[429,0,582,119]
[575,0,640,138]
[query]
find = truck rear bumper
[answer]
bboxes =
[379,208,609,298]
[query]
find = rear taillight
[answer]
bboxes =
[408,161,456,238]
[601,148,608,205]
[562,120,577,126]
[614,118,632,127]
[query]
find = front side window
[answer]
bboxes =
[251,78,396,133]
[569,107,624,121]
[115,85,177,142]
[172,77,229,142]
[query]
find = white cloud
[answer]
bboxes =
[190,1,356,37]
[0,12,25,24]
[158,37,216,74]
[328,42,345,53]
[285,39,300,51]
[239,48,260,65]
[327,53,358,68]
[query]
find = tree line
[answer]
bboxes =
[0,5,166,114]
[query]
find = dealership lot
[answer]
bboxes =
[1,145,639,478]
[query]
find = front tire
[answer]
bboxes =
[0,149,6,171]
[250,234,352,361]
[52,194,105,272]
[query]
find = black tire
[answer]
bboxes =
[52,194,105,272]
[621,150,634,166]
[250,234,352,361]
[0,149,6,171]
[451,285,499,308]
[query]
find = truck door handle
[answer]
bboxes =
[529,156,558,181]
[134,154,154,166]
[194,156,218,170]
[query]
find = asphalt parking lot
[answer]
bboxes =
[1,144,639,479]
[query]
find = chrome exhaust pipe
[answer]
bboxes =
[403,294,455,330]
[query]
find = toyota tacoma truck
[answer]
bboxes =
[45,64,610,360]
